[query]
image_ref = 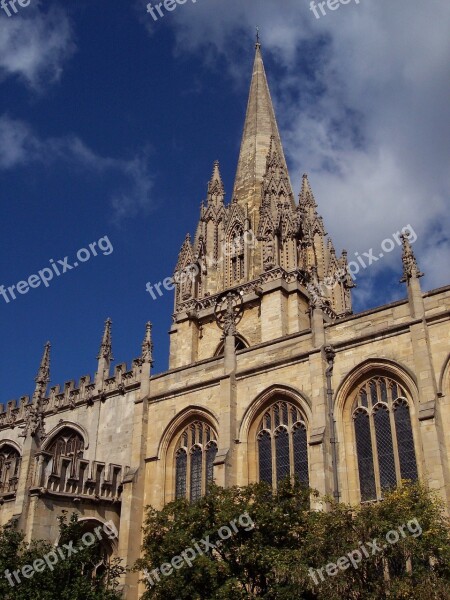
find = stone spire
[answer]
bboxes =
[400,231,424,283]
[140,321,153,398]
[97,317,113,362]
[400,231,424,318]
[233,41,292,220]
[34,341,50,399]
[141,322,153,365]
[96,318,113,390]
[20,342,50,439]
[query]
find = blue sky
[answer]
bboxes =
[1,0,449,402]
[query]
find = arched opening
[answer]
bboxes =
[256,400,309,489]
[0,443,21,494]
[56,518,117,581]
[213,334,249,357]
[173,421,218,501]
[351,376,418,501]
[226,227,245,285]
[46,427,85,477]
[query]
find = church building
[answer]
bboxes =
[1,42,449,599]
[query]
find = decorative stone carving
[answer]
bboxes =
[214,291,244,338]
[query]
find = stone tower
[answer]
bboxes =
[169,42,353,369]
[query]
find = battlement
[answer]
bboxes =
[0,357,143,430]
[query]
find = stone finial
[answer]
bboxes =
[141,322,154,365]
[207,160,225,202]
[35,341,50,388]
[400,231,424,283]
[299,173,317,210]
[20,342,50,439]
[97,318,113,362]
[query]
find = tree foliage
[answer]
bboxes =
[136,480,450,600]
[0,512,125,599]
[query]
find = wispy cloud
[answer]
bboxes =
[0,3,76,91]
[0,115,154,221]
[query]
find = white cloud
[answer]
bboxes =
[0,115,154,221]
[0,3,75,90]
[142,0,450,295]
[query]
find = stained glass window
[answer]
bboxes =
[370,380,378,406]
[374,405,397,491]
[275,428,290,482]
[293,425,309,485]
[258,431,273,484]
[257,400,308,488]
[175,449,187,499]
[391,382,399,401]
[274,405,280,428]
[206,442,218,487]
[394,401,418,481]
[190,447,203,502]
[174,422,217,501]
[380,379,388,403]
[360,387,368,408]
[352,376,418,502]
[354,411,376,501]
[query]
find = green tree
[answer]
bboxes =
[136,481,450,600]
[0,512,125,599]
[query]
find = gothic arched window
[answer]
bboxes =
[174,421,218,501]
[0,444,21,494]
[214,335,249,357]
[47,427,84,476]
[352,376,418,501]
[257,401,309,488]
[75,519,115,579]
[228,227,245,284]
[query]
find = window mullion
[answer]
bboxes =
[271,434,276,491]
[288,429,295,480]
[389,407,402,485]
[369,412,382,499]
[201,447,206,497]
[186,454,191,501]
